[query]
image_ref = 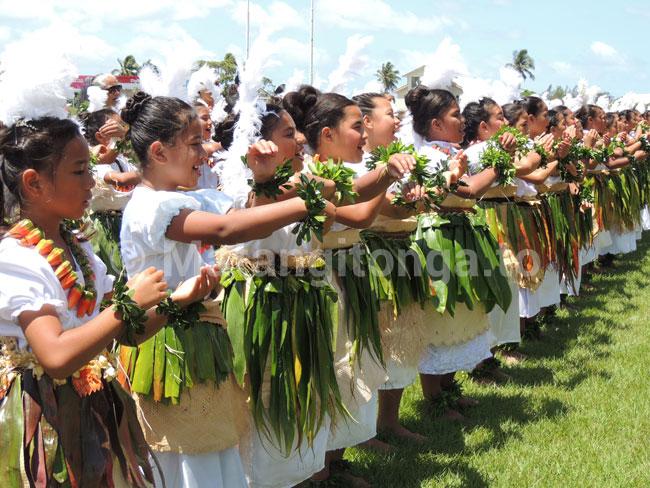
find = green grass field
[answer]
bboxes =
[345,234,650,487]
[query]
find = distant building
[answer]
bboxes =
[394,65,424,111]
[71,75,140,93]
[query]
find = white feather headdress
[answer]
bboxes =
[138,53,193,100]
[0,49,77,125]
[421,37,468,93]
[86,85,108,113]
[219,34,277,207]
[187,65,220,103]
[326,35,373,95]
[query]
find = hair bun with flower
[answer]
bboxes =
[121,91,153,126]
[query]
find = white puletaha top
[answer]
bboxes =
[0,237,114,348]
[120,186,233,288]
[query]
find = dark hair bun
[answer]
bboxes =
[121,91,152,126]
[282,84,321,132]
[405,85,431,112]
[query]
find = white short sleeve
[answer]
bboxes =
[186,189,233,215]
[0,239,67,329]
[121,187,201,251]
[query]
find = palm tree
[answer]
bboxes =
[375,61,401,93]
[112,55,140,76]
[506,49,535,81]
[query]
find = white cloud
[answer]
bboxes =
[125,21,215,63]
[1,21,114,65]
[551,61,572,74]
[231,1,304,35]
[591,41,618,59]
[318,0,452,35]
[0,0,232,23]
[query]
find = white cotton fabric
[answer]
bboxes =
[153,447,248,488]
[488,271,521,346]
[120,186,232,288]
[418,329,494,375]
[642,206,650,231]
[120,185,245,488]
[379,360,418,390]
[242,417,330,488]
[91,156,139,212]
[196,159,221,190]
[0,237,114,348]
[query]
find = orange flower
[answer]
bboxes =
[72,366,103,397]
[47,248,65,267]
[35,239,54,256]
[67,284,83,310]
[54,261,73,280]
[60,271,78,290]
[7,219,34,239]
[20,228,44,246]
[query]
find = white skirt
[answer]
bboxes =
[417,329,494,375]
[153,447,248,488]
[579,245,598,266]
[487,276,521,346]
[378,358,418,390]
[642,206,650,231]
[607,230,637,255]
[595,230,613,256]
[327,394,378,451]
[519,268,561,318]
[243,417,330,488]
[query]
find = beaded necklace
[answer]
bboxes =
[7,219,97,317]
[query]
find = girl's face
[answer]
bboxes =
[563,109,576,127]
[513,111,529,135]
[267,111,303,167]
[527,102,549,138]
[429,101,464,143]
[364,96,399,148]
[480,104,506,140]
[551,113,566,139]
[25,136,95,220]
[162,118,207,189]
[590,109,607,134]
[195,105,213,141]
[321,105,366,163]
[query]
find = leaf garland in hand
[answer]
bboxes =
[533,143,550,168]
[156,297,207,330]
[494,125,530,155]
[367,141,449,210]
[243,156,294,199]
[557,139,589,182]
[308,156,358,204]
[479,142,516,186]
[112,273,147,346]
[292,174,327,245]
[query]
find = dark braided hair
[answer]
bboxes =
[0,118,82,225]
[121,91,196,167]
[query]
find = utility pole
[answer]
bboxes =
[310,0,315,84]
[246,0,251,59]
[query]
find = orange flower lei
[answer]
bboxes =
[6,219,97,318]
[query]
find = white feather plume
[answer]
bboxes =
[138,53,193,100]
[187,65,220,103]
[220,34,277,205]
[211,97,229,125]
[326,35,374,95]
[421,37,468,92]
[87,85,108,112]
[0,49,77,125]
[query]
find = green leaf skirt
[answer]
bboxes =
[0,370,154,487]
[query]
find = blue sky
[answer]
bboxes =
[0,0,647,97]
